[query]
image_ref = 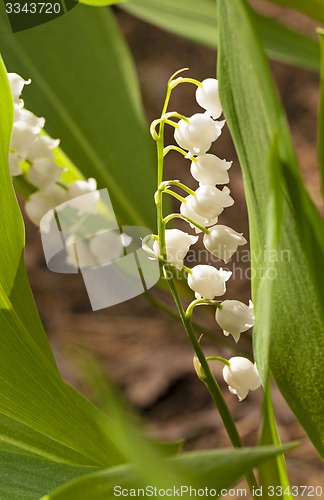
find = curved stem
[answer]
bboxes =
[163,212,210,235]
[160,180,195,197]
[186,298,222,318]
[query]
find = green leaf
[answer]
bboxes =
[120,0,320,71]
[81,0,127,5]
[217,0,324,458]
[0,4,156,228]
[263,0,324,24]
[0,59,132,468]
[258,384,293,499]
[318,28,324,196]
[42,446,294,499]
[0,450,97,500]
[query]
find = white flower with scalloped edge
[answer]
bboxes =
[25,184,66,226]
[203,224,247,263]
[187,264,232,299]
[27,135,60,162]
[190,154,232,186]
[216,300,254,343]
[195,78,222,119]
[222,357,261,401]
[174,113,225,156]
[186,185,234,221]
[153,229,198,270]
[26,158,64,193]
[65,178,99,215]
[180,198,218,233]
[7,73,30,104]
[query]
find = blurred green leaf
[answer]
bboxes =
[120,0,320,71]
[81,0,127,5]
[0,58,132,469]
[318,28,324,196]
[262,0,324,24]
[0,450,97,500]
[217,0,324,458]
[258,384,293,498]
[42,446,294,499]
[0,4,156,228]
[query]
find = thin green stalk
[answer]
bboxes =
[152,77,258,495]
[165,276,258,494]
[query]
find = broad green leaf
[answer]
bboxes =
[0,60,132,468]
[217,0,324,457]
[0,4,156,228]
[318,28,324,196]
[120,0,320,71]
[263,0,324,24]
[0,450,97,500]
[42,446,294,499]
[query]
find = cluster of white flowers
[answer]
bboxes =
[7,73,98,226]
[150,76,261,401]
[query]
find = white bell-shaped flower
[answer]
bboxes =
[187,264,232,299]
[196,78,222,119]
[190,154,232,185]
[66,240,97,269]
[7,73,31,104]
[222,357,261,401]
[10,121,38,158]
[65,178,99,214]
[89,231,124,265]
[27,135,60,162]
[153,229,198,269]
[203,224,247,263]
[180,198,218,233]
[188,185,234,220]
[174,113,225,156]
[15,108,45,134]
[216,300,254,343]
[25,185,66,226]
[26,158,63,192]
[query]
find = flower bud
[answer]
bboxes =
[188,185,234,220]
[193,355,205,380]
[26,158,63,192]
[187,264,232,299]
[222,357,261,401]
[7,73,31,104]
[174,113,225,156]
[196,78,222,119]
[203,225,247,263]
[153,229,198,270]
[190,154,232,186]
[216,300,254,343]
